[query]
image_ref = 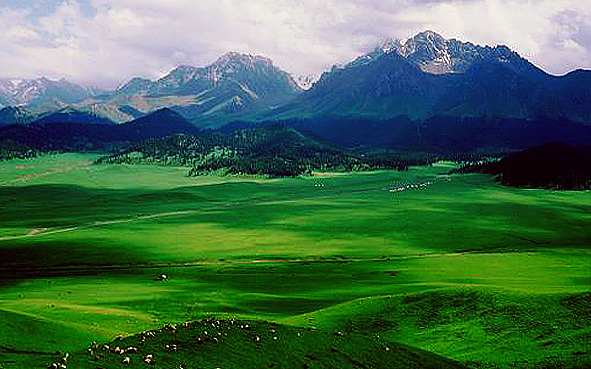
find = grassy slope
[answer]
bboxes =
[53,319,465,369]
[0,155,589,368]
[284,289,591,368]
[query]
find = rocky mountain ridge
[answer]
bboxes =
[269,30,591,125]
[116,52,299,100]
[0,77,94,108]
[367,30,533,76]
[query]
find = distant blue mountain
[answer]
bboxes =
[0,106,36,126]
[34,108,115,125]
[0,108,200,153]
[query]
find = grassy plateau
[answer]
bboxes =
[0,154,589,368]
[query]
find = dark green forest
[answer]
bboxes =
[98,125,431,177]
[455,143,591,190]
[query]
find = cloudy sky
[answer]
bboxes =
[1,0,590,88]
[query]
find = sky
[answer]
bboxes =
[0,0,590,88]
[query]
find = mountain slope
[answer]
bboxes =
[0,108,200,154]
[32,319,466,369]
[0,78,93,107]
[123,107,199,138]
[0,106,36,126]
[106,52,301,127]
[33,108,116,125]
[270,31,591,124]
[98,125,418,176]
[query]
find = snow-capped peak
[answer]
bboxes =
[369,31,521,75]
[295,73,320,90]
[0,77,91,106]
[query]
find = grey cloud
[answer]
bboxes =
[0,0,589,87]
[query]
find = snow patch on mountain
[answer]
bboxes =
[0,77,92,106]
[295,73,320,90]
[371,31,523,75]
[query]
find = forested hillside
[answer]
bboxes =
[455,143,591,190]
[98,125,428,177]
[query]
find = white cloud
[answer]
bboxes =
[0,0,589,87]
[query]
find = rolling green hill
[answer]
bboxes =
[97,125,422,177]
[29,319,466,369]
[0,155,589,369]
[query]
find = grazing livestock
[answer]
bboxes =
[144,354,155,364]
[125,347,139,354]
[110,347,124,355]
[155,274,168,281]
[122,357,131,364]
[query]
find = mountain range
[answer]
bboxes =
[0,52,301,125]
[81,52,301,125]
[271,31,591,123]
[1,31,591,154]
[0,77,96,110]
[0,108,199,157]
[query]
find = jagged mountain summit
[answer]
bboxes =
[0,53,301,126]
[138,52,300,99]
[362,30,534,76]
[0,77,93,108]
[295,73,321,90]
[255,30,591,152]
[103,52,301,126]
[2,34,591,153]
[269,30,591,125]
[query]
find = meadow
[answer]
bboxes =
[0,154,589,368]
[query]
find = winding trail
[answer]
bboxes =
[0,210,197,242]
[0,160,94,186]
[0,179,433,242]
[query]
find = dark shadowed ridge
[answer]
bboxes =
[34,108,116,125]
[123,107,199,138]
[455,142,591,190]
[0,106,36,126]
[0,108,200,154]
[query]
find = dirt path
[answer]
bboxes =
[0,210,197,242]
[0,178,417,242]
[0,160,94,186]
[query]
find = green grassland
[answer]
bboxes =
[0,155,589,368]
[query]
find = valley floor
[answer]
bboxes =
[0,155,589,368]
